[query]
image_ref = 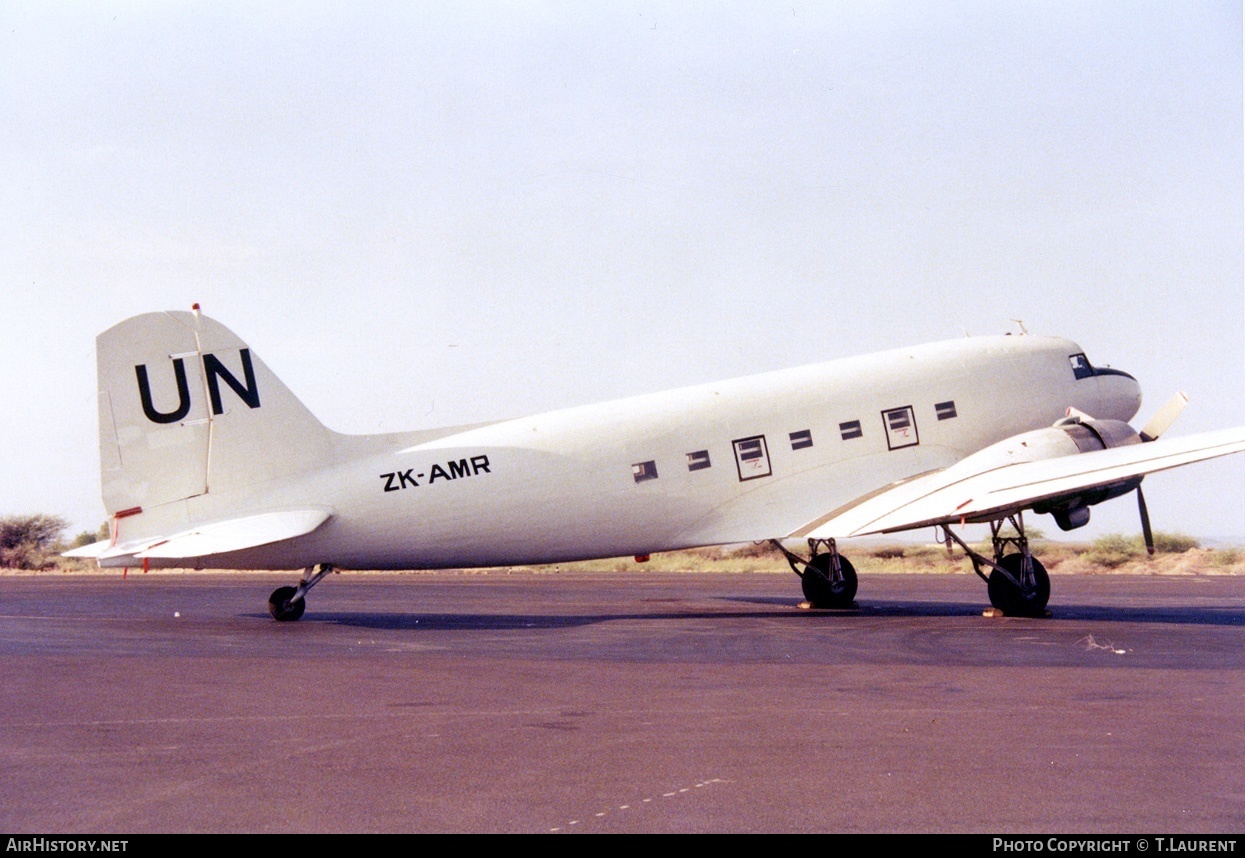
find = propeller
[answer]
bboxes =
[1134,391,1187,555]
[1139,391,1188,442]
[1137,487,1155,555]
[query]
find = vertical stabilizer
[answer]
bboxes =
[97,311,333,517]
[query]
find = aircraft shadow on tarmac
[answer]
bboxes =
[270,597,1245,631]
[314,608,790,632]
[732,596,1245,627]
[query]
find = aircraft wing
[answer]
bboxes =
[67,509,333,566]
[795,426,1245,540]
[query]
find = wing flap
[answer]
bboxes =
[799,427,1245,539]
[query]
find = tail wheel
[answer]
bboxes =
[268,586,306,622]
[802,554,858,608]
[987,554,1050,617]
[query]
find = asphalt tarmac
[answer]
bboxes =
[0,570,1242,833]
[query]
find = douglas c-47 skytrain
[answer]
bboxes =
[68,307,1245,620]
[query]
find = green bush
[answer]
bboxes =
[901,545,949,566]
[1150,532,1200,553]
[989,523,1047,541]
[1207,549,1240,569]
[1086,533,1140,568]
[69,522,110,549]
[1084,531,1201,567]
[0,514,69,570]
[728,541,782,559]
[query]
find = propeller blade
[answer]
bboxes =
[1139,392,1189,442]
[1137,487,1155,556]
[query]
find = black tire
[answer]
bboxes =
[268,585,306,622]
[802,554,858,608]
[987,554,1050,617]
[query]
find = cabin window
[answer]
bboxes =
[935,400,957,420]
[789,429,813,450]
[632,460,659,482]
[686,450,711,471]
[732,435,772,481]
[839,420,863,440]
[882,406,919,450]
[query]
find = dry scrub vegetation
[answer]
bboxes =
[3,511,1241,576]
[495,534,1243,577]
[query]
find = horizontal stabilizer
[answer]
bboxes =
[798,426,1245,539]
[62,539,111,559]
[96,509,332,566]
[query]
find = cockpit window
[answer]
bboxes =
[1068,352,1137,382]
[1069,353,1095,380]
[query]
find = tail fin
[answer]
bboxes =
[97,310,333,517]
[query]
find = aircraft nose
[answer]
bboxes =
[1080,363,1145,423]
[1098,367,1143,422]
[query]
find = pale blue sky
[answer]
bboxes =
[2,2,1241,543]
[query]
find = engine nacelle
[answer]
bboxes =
[955,415,1143,530]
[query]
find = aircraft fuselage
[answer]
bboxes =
[150,334,1140,570]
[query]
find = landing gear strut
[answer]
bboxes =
[942,514,1050,617]
[268,563,334,622]
[770,538,858,609]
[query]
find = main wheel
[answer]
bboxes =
[987,554,1050,617]
[802,554,858,608]
[268,586,306,622]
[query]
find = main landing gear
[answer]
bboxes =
[942,513,1050,617]
[772,512,1050,616]
[268,563,335,621]
[770,538,858,609]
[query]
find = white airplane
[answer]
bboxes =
[68,307,1245,621]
